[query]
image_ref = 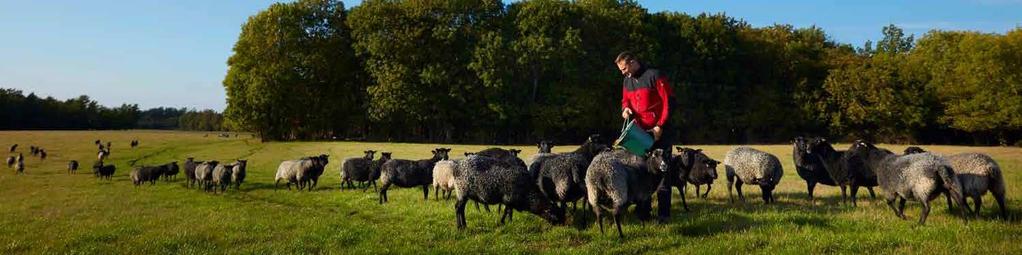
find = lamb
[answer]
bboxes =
[585,148,672,238]
[806,138,878,206]
[296,154,329,191]
[378,148,450,204]
[724,146,783,204]
[432,159,459,200]
[847,141,969,224]
[453,155,565,229]
[673,147,719,211]
[130,166,162,186]
[340,150,376,189]
[194,161,219,192]
[945,153,1007,219]
[536,134,608,212]
[93,161,115,180]
[231,160,247,190]
[160,162,179,181]
[184,157,201,188]
[68,160,79,174]
[212,162,235,193]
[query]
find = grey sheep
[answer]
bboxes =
[296,154,329,191]
[724,146,783,204]
[585,148,672,238]
[340,150,376,189]
[194,161,219,192]
[673,147,719,211]
[536,134,608,212]
[212,163,234,193]
[453,155,565,229]
[184,158,201,188]
[378,148,450,204]
[847,141,969,224]
[806,138,878,206]
[93,161,115,180]
[946,153,1007,219]
[68,160,79,174]
[275,156,327,191]
[231,160,247,190]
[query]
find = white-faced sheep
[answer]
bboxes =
[536,134,608,212]
[194,161,219,192]
[806,138,878,206]
[585,148,672,238]
[212,163,234,193]
[93,161,115,180]
[68,160,79,174]
[378,148,450,204]
[231,160,247,190]
[340,150,376,189]
[724,146,783,204]
[673,147,719,211]
[847,141,969,224]
[453,155,565,229]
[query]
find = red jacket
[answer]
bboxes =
[621,67,672,130]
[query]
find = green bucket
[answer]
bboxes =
[614,119,654,156]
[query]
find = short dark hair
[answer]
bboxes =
[615,51,637,63]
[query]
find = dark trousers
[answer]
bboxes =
[635,124,676,223]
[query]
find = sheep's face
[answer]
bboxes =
[432,148,451,160]
[807,138,832,156]
[537,140,554,153]
[464,152,475,157]
[380,152,392,160]
[647,149,671,174]
[692,156,719,182]
[793,136,811,155]
[364,150,376,159]
[509,149,521,157]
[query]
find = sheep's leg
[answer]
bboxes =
[434,186,440,200]
[727,179,735,203]
[499,206,511,225]
[806,181,816,204]
[455,199,468,229]
[944,191,954,212]
[850,184,860,207]
[972,195,982,217]
[839,184,848,205]
[735,181,745,203]
[678,185,690,212]
[885,197,900,218]
[613,206,624,239]
[994,191,1007,219]
[694,185,701,199]
[918,200,931,225]
[897,197,908,219]
[422,185,430,201]
[594,205,604,235]
[703,184,712,199]
[867,187,877,199]
[378,183,391,204]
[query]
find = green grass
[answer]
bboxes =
[1,130,1020,254]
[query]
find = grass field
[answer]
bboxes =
[1,130,1020,254]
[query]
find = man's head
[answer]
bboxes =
[615,51,641,77]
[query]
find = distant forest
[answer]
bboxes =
[222,0,1020,145]
[0,88,224,131]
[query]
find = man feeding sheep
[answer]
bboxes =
[616,51,676,223]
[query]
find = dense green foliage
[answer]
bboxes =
[0,89,223,131]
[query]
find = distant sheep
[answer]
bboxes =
[194,161,219,192]
[93,161,115,180]
[68,160,79,174]
[16,159,25,174]
[275,156,328,191]
[365,152,392,192]
[231,160,247,190]
[184,157,201,188]
[130,166,162,186]
[97,150,109,161]
[5,156,13,168]
[585,148,672,238]
[296,155,329,191]
[724,147,783,204]
[378,148,450,204]
[160,162,179,181]
[847,141,969,224]
[212,163,234,193]
[8,144,16,152]
[340,150,376,189]
[453,155,565,229]
[673,147,719,211]
[39,150,47,160]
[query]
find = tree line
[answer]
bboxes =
[0,88,225,131]
[223,0,1021,145]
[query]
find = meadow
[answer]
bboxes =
[1,130,1020,254]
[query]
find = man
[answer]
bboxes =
[616,51,675,223]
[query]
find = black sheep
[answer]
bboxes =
[807,138,877,206]
[673,147,719,211]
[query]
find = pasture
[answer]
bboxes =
[1,130,1020,254]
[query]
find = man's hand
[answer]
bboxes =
[651,126,662,141]
[622,108,632,120]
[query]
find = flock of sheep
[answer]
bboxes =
[4,135,1010,238]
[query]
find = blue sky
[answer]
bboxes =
[1,0,1018,111]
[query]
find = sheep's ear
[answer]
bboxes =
[695,149,703,152]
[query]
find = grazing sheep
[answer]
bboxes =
[585,148,672,238]
[806,138,878,206]
[365,152,392,192]
[945,153,1007,219]
[453,155,565,229]
[39,150,47,160]
[130,140,139,148]
[16,160,25,174]
[673,147,719,211]
[194,161,219,192]
[130,166,162,186]
[296,154,329,191]
[378,148,450,204]
[724,147,783,204]
[432,159,459,200]
[275,156,327,191]
[231,160,247,190]
[340,150,376,189]
[9,144,16,152]
[212,163,235,193]
[184,158,201,188]
[68,160,79,174]
[5,156,13,168]
[30,146,38,156]
[536,134,608,212]
[160,162,179,181]
[847,141,969,224]
[904,146,926,155]
[93,161,115,180]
